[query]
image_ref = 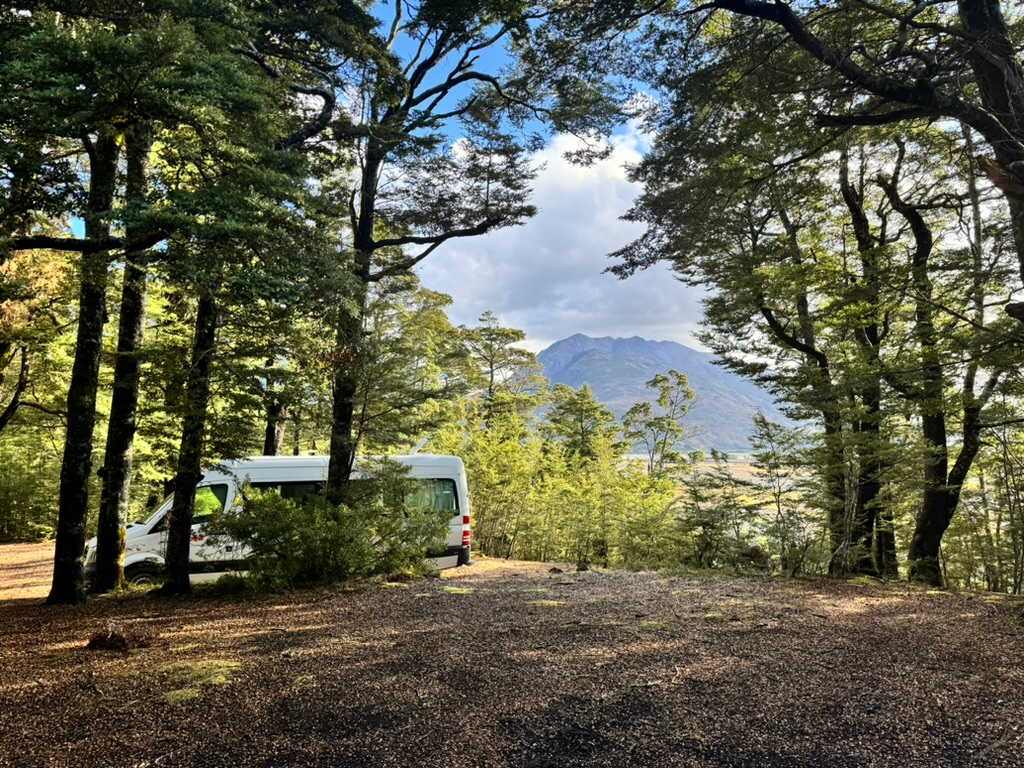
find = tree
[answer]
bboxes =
[0,247,69,435]
[750,413,818,576]
[352,276,474,453]
[590,1,1024,304]
[544,383,620,461]
[622,369,694,475]
[433,394,546,559]
[0,0,381,599]
[461,311,546,409]
[92,124,153,592]
[323,1,546,501]
[604,6,1020,584]
[0,4,260,601]
[678,451,761,570]
[322,0,627,499]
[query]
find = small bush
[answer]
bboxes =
[208,460,451,589]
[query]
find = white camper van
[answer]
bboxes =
[83,454,472,585]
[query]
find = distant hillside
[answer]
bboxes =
[537,334,791,452]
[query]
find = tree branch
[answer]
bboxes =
[233,44,336,150]
[4,230,168,255]
[14,400,67,418]
[368,218,501,282]
[816,106,937,127]
[701,0,1013,147]
[0,347,29,433]
[758,304,828,368]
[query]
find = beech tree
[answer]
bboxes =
[322,0,623,500]
[0,0,374,601]
[0,7,197,603]
[606,11,1019,583]
[543,383,620,461]
[323,1,539,500]
[157,0,382,594]
[622,369,695,476]
[461,311,546,408]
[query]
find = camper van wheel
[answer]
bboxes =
[125,563,164,587]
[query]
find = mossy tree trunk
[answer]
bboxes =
[162,288,219,596]
[94,123,153,593]
[47,131,119,605]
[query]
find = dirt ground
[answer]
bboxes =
[1,543,1023,768]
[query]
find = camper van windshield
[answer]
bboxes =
[146,484,228,532]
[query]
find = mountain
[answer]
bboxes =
[537,334,791,452]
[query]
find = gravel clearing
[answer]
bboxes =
[1,544,1023,767]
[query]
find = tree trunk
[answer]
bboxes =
[874,504,899,578]
[47,131,119,605]
[291,408,302,456]
[162,288,219,595]
[832,147,885,577]
[326,145,381,502]
[93,124,152,593]
[822,417,854,577]
[327,304,363,501]
[907,412,950,586]
[263,397,288,455]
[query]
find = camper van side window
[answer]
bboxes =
[250,482,324,505]
[405,479,458,513]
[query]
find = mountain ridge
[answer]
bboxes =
[536,334,790,452]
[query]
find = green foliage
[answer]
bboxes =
[461,311,547,410]
[603,2,1020,585]
[750,414,823,576]
[622,369,694,475]
[612,464,678,569]
[354,277,474,452]
[0,424,67,542]
[677,452,760,571]
[208,460,451,589]
[941,415,1024,594]
[544,383,621,461]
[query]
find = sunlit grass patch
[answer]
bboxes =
[847,576,881,588]
[106,665,141,678]
[164,688,201,705]
[672,588,701,597]
[442,586,473,595]
[292,675,315,690]
[528,599,564,607]
[160,659,240,705]
[639,619,675,632]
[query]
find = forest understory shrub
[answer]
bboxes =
[208,486,451,590]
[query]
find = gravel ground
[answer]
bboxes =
[1,543,1022,768]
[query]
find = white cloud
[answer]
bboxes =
[415,128,707,353]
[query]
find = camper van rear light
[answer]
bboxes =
[462,515,471,527]
[462,528,471,548]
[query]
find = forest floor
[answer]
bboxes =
[1,543,1023,768]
